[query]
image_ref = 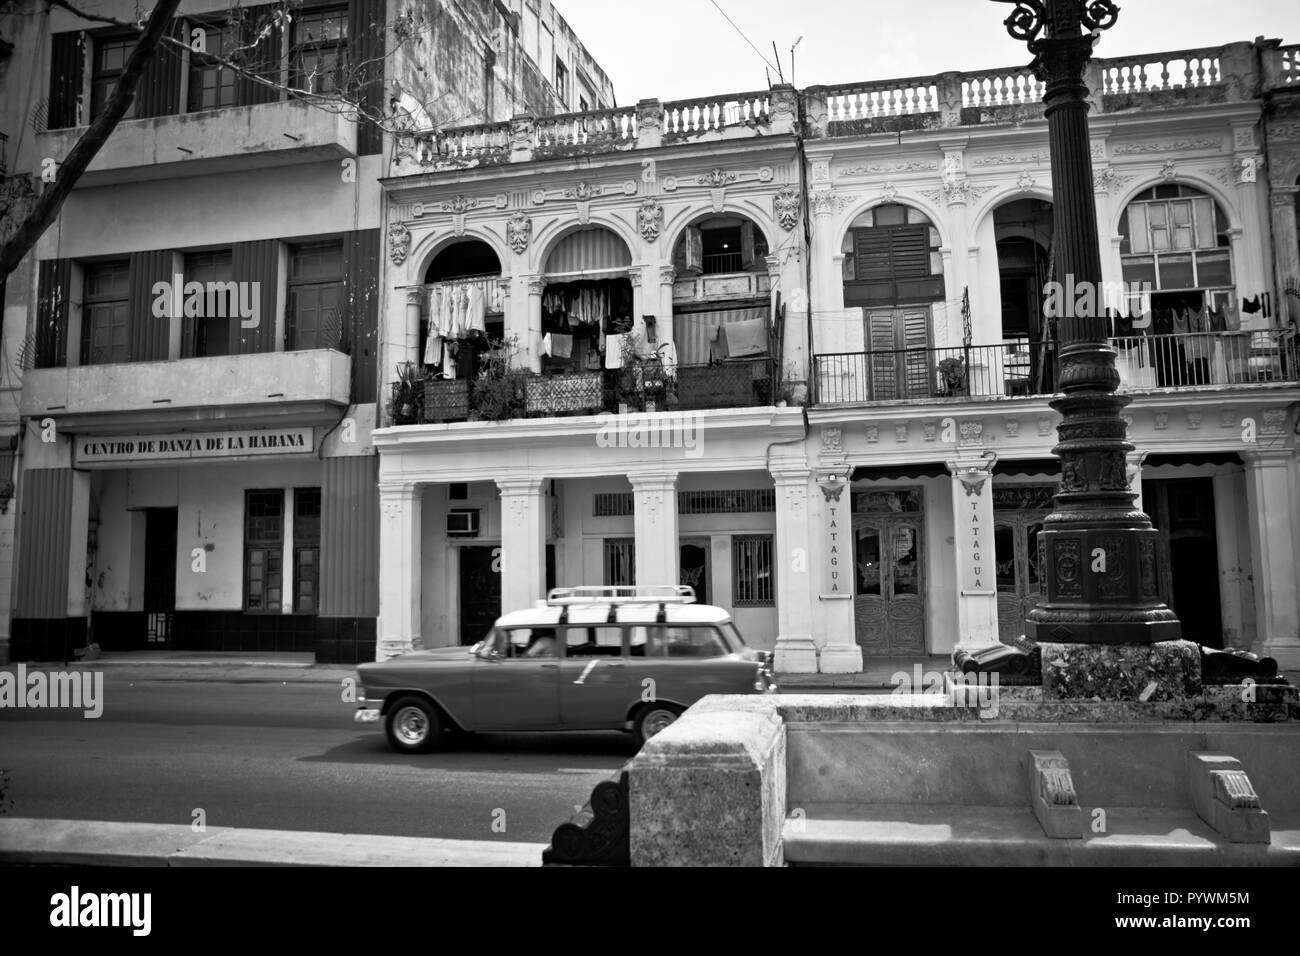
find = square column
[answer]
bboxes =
[946,457,1000,649]
[630,473,678,586]
[772,467,816,672]
[814,473,861,673]
[376,482,422,661]
[658,267,677,352]
[1242,449,1300,667]
[497,477,548,613]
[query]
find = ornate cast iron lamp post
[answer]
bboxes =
[993,0,1180,646]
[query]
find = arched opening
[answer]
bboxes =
[1118,183,1233,386]
[993,198,1053,343]
[840,203,943,401]
[537,227,635,413]
[671,214,769,277]
[419,239,505,411]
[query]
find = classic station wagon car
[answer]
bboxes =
[354,586,776,752]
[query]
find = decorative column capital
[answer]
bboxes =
[627,268,643,288]
[378,480,422,500]
[628,472,678,493]
[496,476,548,497]
[770,466,812,486]
[405,288,425,307]
[659,265,677,286]
[526,275,545,295]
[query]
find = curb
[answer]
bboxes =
[0,818,545,867]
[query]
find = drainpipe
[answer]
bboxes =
[795,92,815,405]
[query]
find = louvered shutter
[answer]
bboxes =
[866,308,899,400]
[47,32,86,129]
[740,222,755,268]
[890,226,929,278]
[900,309,932,398]
[685,226,703,273]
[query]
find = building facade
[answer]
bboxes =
[372,39,1300,671]
[3,0,612,664]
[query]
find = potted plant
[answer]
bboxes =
[388,361,424,424]
[472,335,527,421]
[938,357,968,396]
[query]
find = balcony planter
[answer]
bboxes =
[424,377,470,422]
[525,372,605,416]
[674,362,767,409]
[388,363,424,425]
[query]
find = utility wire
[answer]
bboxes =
[706,0,781,77]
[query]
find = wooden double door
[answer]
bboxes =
[864,308,933,401]
[852,512,925,656]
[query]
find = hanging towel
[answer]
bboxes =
[541,333,552,358]
[658,341,678,379]
[1224,300,1241,331]
[605,333,627,368]
[550,333,573,359]
[631,315,654,359]
[423,333,443,367]
[721,318,769,358]
[1172,308,1191,336]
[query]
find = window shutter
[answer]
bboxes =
[238,5,283,106]
[136,20,182,118]
[901,309,929,349]
[854,229,893,280]
[890,226,929,278]
[866,309,898,351]
[35,260,73,368]
[128,250,175,361]
[685,226,703,273]
[342,229,381,404]
[231,240,280,354]
[47,32,86,130]
[740,222,755,268]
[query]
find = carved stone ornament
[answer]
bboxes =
[506,212,532,254]
[821,426,843,454]
[774,187,801,231]
[1155,411,1169,430]
[1037,416,1053,437]
[1005,419,1020,437]
[959,420,984,444]
[1161,159,1178,182]
[660,265,677,285]
[443,195,477,214]
[881,182,898,203]
[895,423,909,443]
[865,424,879,443]
[811,190,834,217]
[566,181,600,201]
[698,168,738,188]
[637,199,664,242]
[1262,407,1287,432]
[387,222,411,265]
[1186,411,1203,430]
[1017,171,1036,192]
[923,421,938,441]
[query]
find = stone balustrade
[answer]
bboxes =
[396,40,1293,172]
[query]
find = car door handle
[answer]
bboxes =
[605,661,625,667]
[540,663,558,668]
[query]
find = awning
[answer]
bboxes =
[544,227,631,275]
[1144,452,1242,468]
[994,458,1061,477]
[673,306,770,365]
[851,462,948,481]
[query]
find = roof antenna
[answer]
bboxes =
[771,41,786,83]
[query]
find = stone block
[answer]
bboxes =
[1040,639,1201,701]
[629,696,785,866]
[1186,751,1270,845]
[1024,750,1083,839]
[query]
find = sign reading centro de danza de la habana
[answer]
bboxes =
[77,427,314,466]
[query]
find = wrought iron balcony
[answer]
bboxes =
[813,331,1299,406]
[388,358,777,425]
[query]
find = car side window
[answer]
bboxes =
[564,626,625,658]
[642,626,728,658]
[506,627,557,659]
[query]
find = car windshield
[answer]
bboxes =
[718,621,746,652]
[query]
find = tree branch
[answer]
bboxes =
[0,0,184,279]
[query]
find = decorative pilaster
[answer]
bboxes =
[1270,189,1300,327]
[658,266,676,351]
[772,467,817,673]
[630,473,679,586]
[496,477,548,615]
[405,288,424,369]
[1242,449,1300,667]
[523,275,544,372]
[377,482,423,660]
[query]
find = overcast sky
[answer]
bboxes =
[553,0,1300,106]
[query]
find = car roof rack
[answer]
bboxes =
[545,585,696,606]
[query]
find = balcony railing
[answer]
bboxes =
[389,358,776,425]
[813,332,1300,406]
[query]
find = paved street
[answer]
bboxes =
[0,675,630,844]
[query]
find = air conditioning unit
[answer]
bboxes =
[447,509,480,537]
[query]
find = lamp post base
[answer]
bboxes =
[1039,639,1202,700]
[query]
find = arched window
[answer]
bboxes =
[673,215,769,276]
[1119,184,1232,301]
[842,204,943,307]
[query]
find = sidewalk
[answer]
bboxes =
[0,817,544,866]
[1,651,355,684]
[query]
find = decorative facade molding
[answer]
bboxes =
[774,187,801,231]
[698,168,738,188]
[821,427,843,454]
[660,265,677,285]
[1112,138,1223,154]
[387,222,411,265]
[839,161,938,175]
[1016,171,1036,192]
[972,152,1050,166]
[810,190,834,217]
[506,212,531,254]
[637,199,664,242]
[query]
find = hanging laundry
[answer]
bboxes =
[454,286,471,336]
[1262,292,1272,319]
[465,284,487,335]
[658,341,678,379]
[550,333,573,359]
[541,333,552,358]
[1110,308,1135,338]
[1172,307,1191,336]
[444,341,458,379]
[1242,294,1261,314]
[440,284,456,336]
[1209,304,1227,332]
[721,318,769,358]
[631,315,653,359]
[1152,308,1174,335]
[1223,300,1241,331]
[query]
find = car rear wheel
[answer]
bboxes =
[385,696,442,753]
[634,704,681,745]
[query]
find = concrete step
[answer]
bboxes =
[0,818,545,867]
[781,803,1300,866]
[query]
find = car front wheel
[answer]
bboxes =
[634,704,681,745]
[385,696,442,753]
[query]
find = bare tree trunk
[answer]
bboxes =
[0,0,184,281]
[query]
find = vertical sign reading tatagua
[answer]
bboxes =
[959,476,996,595]
[821,479,847,597]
